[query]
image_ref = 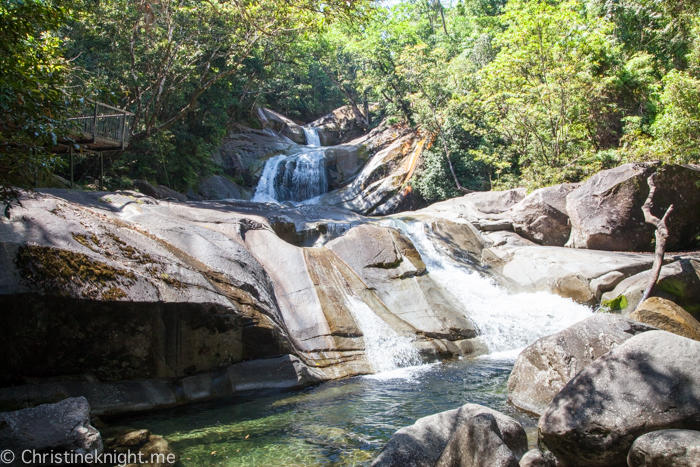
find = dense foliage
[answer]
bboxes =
[3,0,700,203]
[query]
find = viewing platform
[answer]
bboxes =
[55,100,134,153]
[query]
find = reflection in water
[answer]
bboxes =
[113,358,534,467]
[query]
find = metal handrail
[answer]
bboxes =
[67,100,135,149]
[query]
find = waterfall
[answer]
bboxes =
[346,296,422,373]
[252,150,328,203]
[304,127,321,147]
[392,220,593,359]
[252,155,287,203]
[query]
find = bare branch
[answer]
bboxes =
[637,172,674,307]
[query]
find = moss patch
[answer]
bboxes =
[602,294,628,312]
[15,245,136,297]
[102,286,127,300]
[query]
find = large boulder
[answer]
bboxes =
[518,449,557,467]
[566,163,700,252]
[539,330,700,467]
[630,297,700,341]
[601,258,700,315]
[507,314,655,416]
[508,183,578,246]
[0,397,102,459]
[627,429,700,467]
[371,404,527,467]
[434,413,522,467]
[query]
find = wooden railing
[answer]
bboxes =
[67,100,134,150]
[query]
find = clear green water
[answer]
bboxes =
[114,358,536,467]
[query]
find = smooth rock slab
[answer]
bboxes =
[371,403,527,467]
[628,429,700,467]
[539,330,700,467]
[508,314,655,416]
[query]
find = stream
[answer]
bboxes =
[118,128,594,466]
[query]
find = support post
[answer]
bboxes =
[70,147,74,189]
[93,102,99,142]
[100,153,104,191]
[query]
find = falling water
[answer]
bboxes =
[345,296,422,373]
[304,127,321,146]
[252,151,328,203]
[252,155,287,203]
[390,220,593,359]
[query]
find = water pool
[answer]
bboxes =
[113,357,537,467]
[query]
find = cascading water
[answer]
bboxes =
[252,150,328,203]
[345,296,421,373]
[304,127,321,147]
[390,220,593,359]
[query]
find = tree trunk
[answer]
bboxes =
[637,173,674,307]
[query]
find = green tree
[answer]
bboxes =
[0,0,74,210]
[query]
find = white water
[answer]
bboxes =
[252,155,287,203]
[304,127,321,146]
[394,220,593,358]
[252,150,328,203]
[345,296,422,373]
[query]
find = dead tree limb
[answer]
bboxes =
[637,173,674,307]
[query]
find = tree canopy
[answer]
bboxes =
[2,0,700,206]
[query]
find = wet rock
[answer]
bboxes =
[138,434,177,467]
[326,224,477,345]
[519,449,557,467]
[371,403,527,467]
[0,397,102,458]
[115,429,151,447]
[434,413,521,467]
[629,297,700,341]
[509,183,578,246]
[627,429,700,467]
[539,330,700,467]
[566,163,700,252]
[508,314,655,416]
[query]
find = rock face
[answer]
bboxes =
[434,413,521,467]
[507,314,655,416]
[0,190,485,413]
[627,429,700,467]
[630,297,700,341]
[418,188,526,226]
[371,404,527,467]
[566,163,700,252]
[539,330,700,467]
[508,184,578,246]
[256,107,306,144]
[306,104,374,146]
[0,397,102,457]
[315,125,427,215]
